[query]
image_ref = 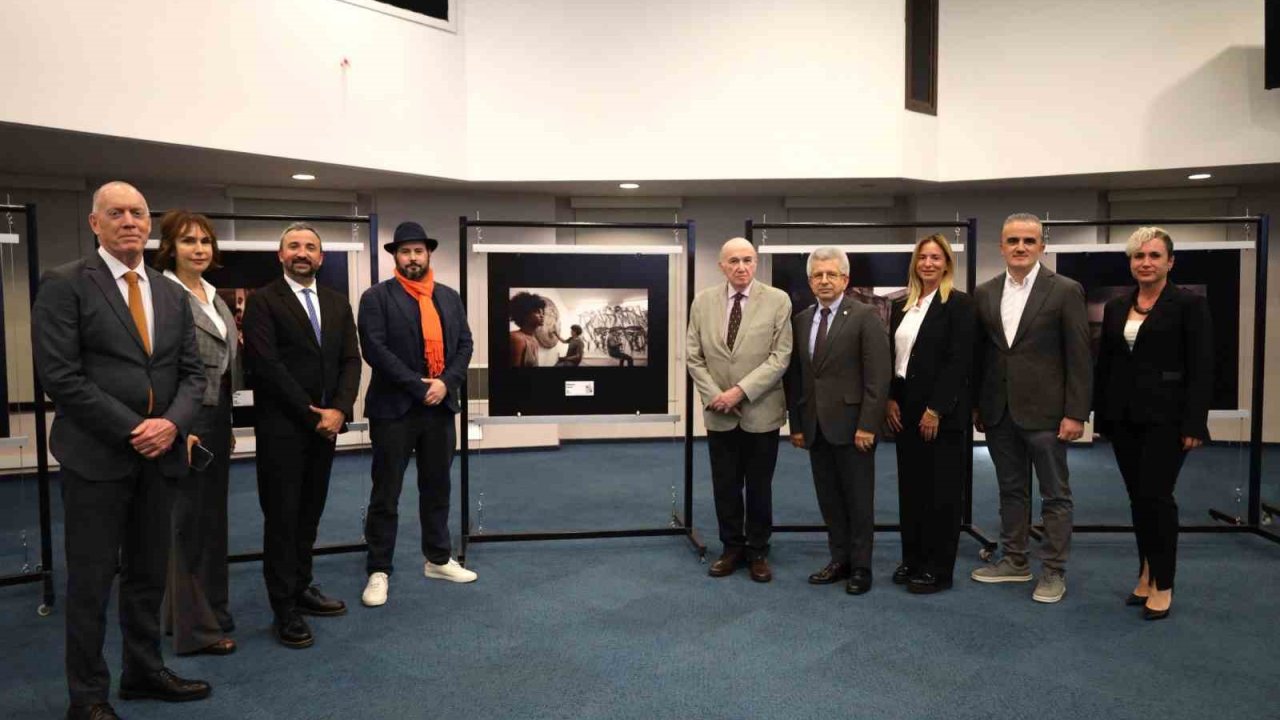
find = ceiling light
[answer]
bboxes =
[1187,173,1212,180]
[619,182,639,189]
[292,173,316,181]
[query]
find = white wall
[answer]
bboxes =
[1,0,467,179]
[938,0,1280,181]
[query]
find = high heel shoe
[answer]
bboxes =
[1124,593,1148,607]
[1142,606,1171,621]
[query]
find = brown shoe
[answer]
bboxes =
[749,557,773,583]
[708,551,744,577]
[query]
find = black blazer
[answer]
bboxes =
[358,278,473,419]
[1093,283,1213,440]
[32,253,206,480]
[242,277,362,436]
[888,289,976,432]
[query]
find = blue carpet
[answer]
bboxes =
[1,441,1278,719]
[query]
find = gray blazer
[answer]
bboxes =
[32,253,206,480]
[687,279,793,433]
[974,265,1092,431]
[181,285,238,406]
[784,296,891,447]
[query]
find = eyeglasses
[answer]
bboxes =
[808,271,846,281]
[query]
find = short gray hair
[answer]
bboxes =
[1002,212,1043,237]
[1126,226,1173,257]
[279,221,322,248]
[805,246,849,277]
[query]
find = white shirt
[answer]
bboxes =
[808,297,843,357]
[894,290,937,378]
[284,274,323,330]
[97,246,154,345]
[163,270,228,341]
[1124,317,1143,351]
[1000,262,1041,347]
[724,282,751,344]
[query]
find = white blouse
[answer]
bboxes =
[894,290,937,379]
[1123,317,1143,351]
[164,270,228,340]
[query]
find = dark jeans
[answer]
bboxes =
[1108,420,1186,590]
[707,427,779,560]
[365,404,457,573]
[984,415,1074,571]
[895,424,964,580]
[256,430,336,621]
[62,464,173,707]
[809,428,876,569]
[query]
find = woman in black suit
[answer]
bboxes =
[1094,227,1212,620]
[156,211,239,654]
[886,233,975,593]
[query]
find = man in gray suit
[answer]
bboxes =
[784,248,891,595]
[33,182,210,719]
[971,212,1091,603]
[688,237,792,582]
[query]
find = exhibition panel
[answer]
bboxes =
[458,218,704,562]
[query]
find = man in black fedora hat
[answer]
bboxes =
[358,221,475,607]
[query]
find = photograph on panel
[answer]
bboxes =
[507,288,649,368]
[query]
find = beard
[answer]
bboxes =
[399,262,427,280]
[286,257,318,279]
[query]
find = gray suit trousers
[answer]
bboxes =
[985,415,1073,571]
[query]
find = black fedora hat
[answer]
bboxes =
[384,221,439,253]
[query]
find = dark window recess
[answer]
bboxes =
[905,0,938,114]
[377,0,448,21]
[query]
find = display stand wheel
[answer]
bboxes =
[979,547,993,562]
[37,604,52,617]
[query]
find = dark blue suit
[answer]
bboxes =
[358,277,473,573]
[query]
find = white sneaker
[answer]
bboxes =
[424,558,477,583]
[362,572,389,607]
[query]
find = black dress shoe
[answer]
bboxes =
[708,551,744,578]
[907,572,953,594]
[296,585,347,616]
[118,667,212,702]
[845,568,873,595]
[808,562,851,585]
[891,564,914,585]
[1143,606,1171,621]
[1124,593,1148,607]
[275,614,314,649]
[66,703,120,720]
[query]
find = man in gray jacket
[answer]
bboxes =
[688,238,792,582]
[971,213,1091,603]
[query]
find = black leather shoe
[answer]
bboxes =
[1143,606,1171,621]
[296,585,347,616]
[845,568,873,595]
[66,703,120,720]
[907,572,953,594]
[891,564,914,585]
[275,613,314,648]
[1124,593,1148,607]
[708,551,744,578]
[808,562,850,585]
[118,667,212,702]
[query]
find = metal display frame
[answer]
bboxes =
[457,217,706,562]
[0,203,56,615]
[146,209,380,564]
[744,217,997,554]
[1026,216,1277,546]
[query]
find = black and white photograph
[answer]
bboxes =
[507,287,649,368]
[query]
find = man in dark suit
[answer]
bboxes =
[243,222,361,648]
[33,181,210,719]
[358,221,475,608]
[971,213,1091,604]
[784,247,891,595]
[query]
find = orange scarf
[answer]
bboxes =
[394,268,445,378]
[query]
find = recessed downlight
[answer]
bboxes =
[1187,173,1212,180]
[292,173,316,181]
[619,182,639,189]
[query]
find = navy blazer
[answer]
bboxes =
[888,289,976,432]
[358,278,473,419]
[32,253,206,480]
[1093,283,1213,440]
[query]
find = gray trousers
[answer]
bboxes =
[985,416,1073,571]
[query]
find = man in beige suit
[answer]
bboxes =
[688,237,793,582]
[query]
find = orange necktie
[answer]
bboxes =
[123,271,154,413]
